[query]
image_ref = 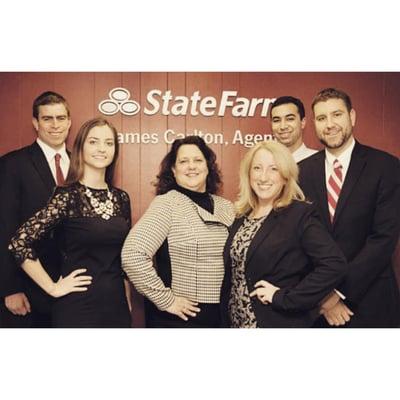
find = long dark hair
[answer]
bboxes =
[64,117,119,186]
[154,136,222,195]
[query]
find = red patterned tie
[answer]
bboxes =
[327,159,343,223]
[54,153,65,185]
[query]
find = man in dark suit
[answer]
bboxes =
[0,91,71,327]
[298,88,400,328]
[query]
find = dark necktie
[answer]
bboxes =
[54,153,65,185]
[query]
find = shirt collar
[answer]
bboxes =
[292,142,307,157]
[36,138,68,162]
[325,136,355,167]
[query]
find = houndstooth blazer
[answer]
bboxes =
[121,190,235,310]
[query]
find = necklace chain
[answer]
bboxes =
[83,185,114,220]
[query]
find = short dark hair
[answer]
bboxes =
[270,96,305,120]
[154,136,222,195]
[32,91,70,120]
[312,88,352,113]
[65,117,119,186]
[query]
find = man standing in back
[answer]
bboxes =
[270,96,318,163]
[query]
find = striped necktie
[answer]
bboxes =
[327,159,343,223]
[54,153,65,185]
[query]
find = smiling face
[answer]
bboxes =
[172,144,209,192]
[313,98,356,152]
[271,103,306,152]
[82,125,116,172]
[250,148,285,207]
[32,103,71,150]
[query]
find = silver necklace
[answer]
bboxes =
[83,185,114,220]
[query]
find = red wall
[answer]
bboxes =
[1,72,399,326]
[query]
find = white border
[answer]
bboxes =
[1,1,399,399]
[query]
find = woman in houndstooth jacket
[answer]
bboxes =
[122,136,235,327]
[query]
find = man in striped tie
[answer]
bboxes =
[299,88,400,328]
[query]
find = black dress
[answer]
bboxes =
[9,182,132,328]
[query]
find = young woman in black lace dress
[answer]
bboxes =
[9,117,132,327]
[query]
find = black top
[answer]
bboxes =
[173,184,214,214]
[9,182,132,327]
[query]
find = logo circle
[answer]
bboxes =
[98,100,119,115]
[109,87,130,102]
[120,100,140,116]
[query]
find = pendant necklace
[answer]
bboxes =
[83,184,114,220]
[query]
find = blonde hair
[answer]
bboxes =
[235,140,305,217]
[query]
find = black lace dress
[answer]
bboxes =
[9,182,132,328]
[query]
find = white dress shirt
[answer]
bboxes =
[324,137,356,188]
[36,138,70,183]
[292,143,318,163]
[323,136,355,301]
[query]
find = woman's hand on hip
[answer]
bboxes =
[250,280,280,304]
[49,268,92,298]
[166,296,201,321]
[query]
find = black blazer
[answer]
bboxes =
[220,201,347,328]
[298,142,400,327]
[0,142,64,315]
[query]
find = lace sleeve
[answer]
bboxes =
[120,190,132,229]
[8,187,70,265]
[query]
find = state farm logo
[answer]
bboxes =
[98,87,276,118]
[98,88,140,116]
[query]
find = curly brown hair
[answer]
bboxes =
[154,136,222,195]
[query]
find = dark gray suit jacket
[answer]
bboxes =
[0,142,63,315]
[298,142,400,327]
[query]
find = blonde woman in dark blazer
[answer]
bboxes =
[220,141,348,328]
[122,136,234,328]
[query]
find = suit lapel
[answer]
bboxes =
[28,142,56,192]
[310,152,331,228]
[245,210,280,267]
[333,142,366,225]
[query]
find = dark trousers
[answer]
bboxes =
[0,301,52,328]
[145,299,221,328]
